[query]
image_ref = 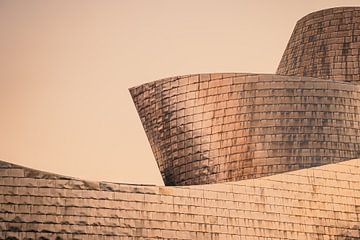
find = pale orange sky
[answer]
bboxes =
[0,0,359,186]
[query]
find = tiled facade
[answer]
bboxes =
[1,6,360,240]
[277,7,360,82]
[130,73,360,186]
[0,159,359,239]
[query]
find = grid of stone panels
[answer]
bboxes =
[0,159,359,239]
[130,73,360,186]
[277,7,360,82]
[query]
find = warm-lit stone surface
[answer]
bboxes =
[277,7,360,82]
[0,159,359,239]
[130,73,360,186]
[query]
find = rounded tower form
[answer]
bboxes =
[277,7,360,82]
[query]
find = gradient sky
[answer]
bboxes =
[1,0,359,186]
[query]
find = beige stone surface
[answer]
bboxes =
[0,159,359,239]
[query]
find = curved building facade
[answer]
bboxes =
[1,6,360,240]
[131,73,360,186]
[1,159,359,239]
[277,7,360,82]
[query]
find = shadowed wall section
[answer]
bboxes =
[130,73,360,186]
[277,7,360,82]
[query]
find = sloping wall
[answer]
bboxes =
[0,159,359,239]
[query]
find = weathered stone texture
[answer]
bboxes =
[130,73,360,186]
[277,7,360,82]
[0,159,359,239]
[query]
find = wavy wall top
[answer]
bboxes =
[1,158,359,239]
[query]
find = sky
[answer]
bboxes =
[0,0,359,186]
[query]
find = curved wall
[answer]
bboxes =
[1,6,360,239]
[1,159,359,239]
[277,7,360,82]
[130,73,360,186]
